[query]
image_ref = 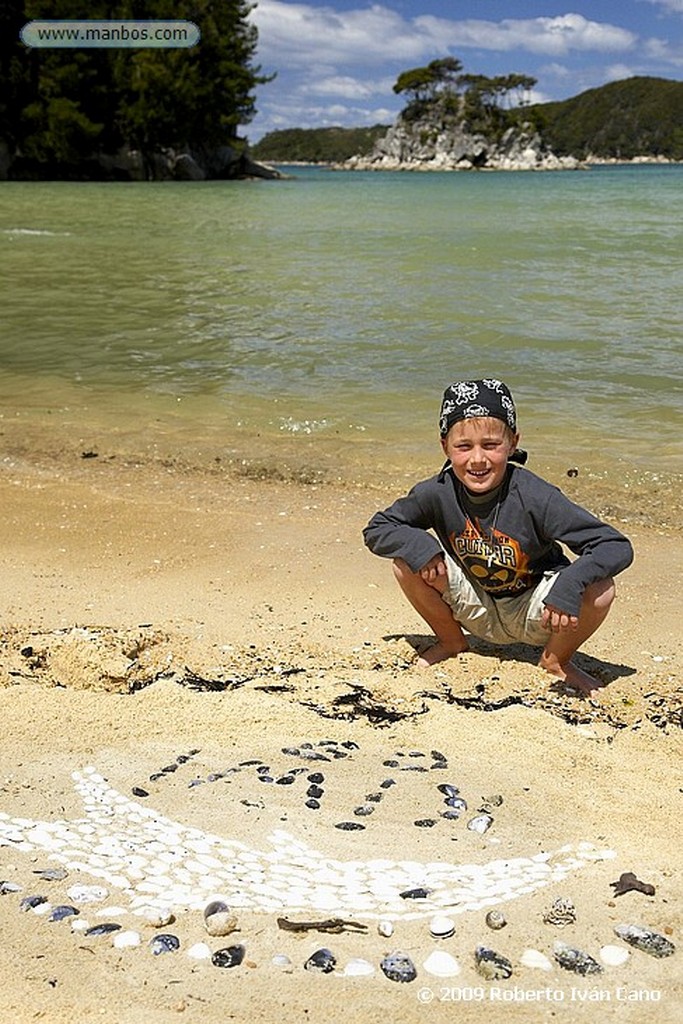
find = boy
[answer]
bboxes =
[363,379,633,695]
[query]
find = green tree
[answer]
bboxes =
[4,0,271,176]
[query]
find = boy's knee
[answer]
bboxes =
[585,577,616,610]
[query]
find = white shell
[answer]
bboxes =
[344,958,376,977]
[520,949,553,971]
[113,930,141,949]
[423,950,461,977]
[600,944,630,967]
[272,953,294,971]
[378,920,394,937]
[186,942,212,960]
[137,906,175,927]
[204,904,239,937]
[429,914,455,939]
[67,884,108,904]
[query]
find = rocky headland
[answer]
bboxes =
[342,118,581,172]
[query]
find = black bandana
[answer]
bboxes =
[439,379,527,464]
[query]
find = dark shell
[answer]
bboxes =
[380,950,417,983]
[161,764,178,773]
[445,797,468,812]
[474,945,513,980]
[614,924,675,958]
[150,933,180,955]
[365,792,383,803]
[383,759,399,768]
[441,809,462,820]
[431,749,447,762]
[304,947,336,973]
[307,772,324,784]
[33,867,68,881]
[276,775,296,785]
[212,944,245,968]
[414,819,437,828]
[257,775,274,783]
[305,798,320,809]
[85,922,122,937]
[380,779,396,789]
[399,887,433,900]
[20,894,47,911]
[335,821,365,831]
[553,941,603,975]
[132,787,149,798]
[0,881,22,895]
[49,905,80,922]
[307,785,324,798]
[354,804,375,817]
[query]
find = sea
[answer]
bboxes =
[1,164,682,488]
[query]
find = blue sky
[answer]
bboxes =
[248,0,683,139]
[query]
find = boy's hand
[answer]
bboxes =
[542,604,579,632]
[419,555,448,586]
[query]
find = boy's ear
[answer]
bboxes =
[440,435,449,456]
[510,432,520,453]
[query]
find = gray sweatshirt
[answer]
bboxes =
[363,464,633,618]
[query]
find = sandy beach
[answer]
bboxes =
[0,421,681,1024]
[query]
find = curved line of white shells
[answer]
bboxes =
[0,766,616,920]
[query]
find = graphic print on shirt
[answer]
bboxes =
[450,518,533,593]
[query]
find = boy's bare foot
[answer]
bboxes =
[417,639,469,668]
[539,652,607,696]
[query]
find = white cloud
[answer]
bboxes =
[252,1,437,68]
[253,4,637,70]
[413,14,636,56]
[304,75,381,99]
[644,1,683,14]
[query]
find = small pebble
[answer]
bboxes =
[212,944,245,968]
[378,920,394,937]
[304,948,336,974]
[113,930,141,949]
[380,950,417,983]
[600,944,630,966]
[485,910,507,930]
[150,933,180,955]
[429,915,455,939]
[186,942,212,960]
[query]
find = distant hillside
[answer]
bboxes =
[528,77,683,160]
[251,125,389,163]
[252,77,683,165]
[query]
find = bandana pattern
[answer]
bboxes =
[439,378,517,436]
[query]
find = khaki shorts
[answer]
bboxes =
[442,554,558,646]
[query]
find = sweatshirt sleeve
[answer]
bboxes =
[363,481,445,573]
[535,485,634,618]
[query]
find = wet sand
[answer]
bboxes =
[0,420,681,1023]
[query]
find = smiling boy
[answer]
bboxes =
[363,379,633,695]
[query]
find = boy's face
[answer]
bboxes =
[441,417,519,494]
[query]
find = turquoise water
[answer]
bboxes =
[1,165,682,476]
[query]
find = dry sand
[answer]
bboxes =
[0,432,681,1024]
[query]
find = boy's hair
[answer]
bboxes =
[439,379,516,437]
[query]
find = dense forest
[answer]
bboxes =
[528,77,683,160]
[253,75,683,164]
[0,0,270,179]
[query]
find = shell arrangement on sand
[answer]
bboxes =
[613,924,675,958]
